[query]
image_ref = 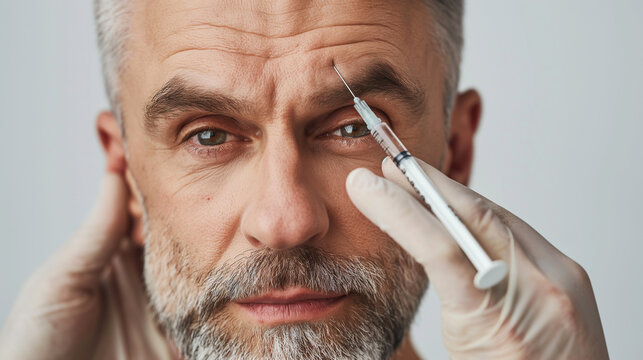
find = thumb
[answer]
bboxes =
[345,167,486,308]
[58,171,130,275]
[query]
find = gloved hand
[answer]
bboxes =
[346,157,609,359]
[0,171,129,360]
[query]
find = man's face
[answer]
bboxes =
[119,0,447,358]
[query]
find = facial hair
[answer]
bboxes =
[143,221,428,360]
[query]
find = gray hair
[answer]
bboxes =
[424,0,464,123]
[94,0,130,124]
[94,0,463,125]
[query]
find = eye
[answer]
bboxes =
[331,123,370,138]
[194,129,228,146]
[184,127,247,161]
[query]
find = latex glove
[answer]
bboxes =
[0,171,129,360]
[346,158,609,359]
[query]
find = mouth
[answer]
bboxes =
[233,287,348,325]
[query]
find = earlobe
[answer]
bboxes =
[444,89,482,185]
[96,111,145,246]
[125,170,146,246]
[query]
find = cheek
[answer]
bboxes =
[310,152,392,256]
[137,132,416,274]
[327,195,393,256]
[142,165,250,274]
[395,118,446,168]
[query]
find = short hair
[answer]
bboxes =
[94,0,130,124]
[424,0,464,123]
[94,0,463,125]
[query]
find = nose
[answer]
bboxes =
[240,137,329,250]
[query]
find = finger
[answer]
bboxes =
[382,157,513,225]
[382,157,568,277]
[382,157,518,260]
[346,168,488,308]
[59,171,130,275]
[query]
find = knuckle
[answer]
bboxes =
[567,260,590,284]
[554,258,592,294]
[468,198,497,234]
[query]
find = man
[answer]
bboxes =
[0,0,609,359]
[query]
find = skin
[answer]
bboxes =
[101,0,479,357]
[0,0,480,359]
[0,0,610,359]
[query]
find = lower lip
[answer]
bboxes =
[235,296,347,325]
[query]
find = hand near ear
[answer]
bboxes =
[0,112,134,359]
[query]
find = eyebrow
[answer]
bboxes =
[144,61,426,133]
[309,61,427,118]
[144,77,249,133]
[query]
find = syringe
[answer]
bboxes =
[334,65,507,289]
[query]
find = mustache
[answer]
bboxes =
[193,246,387,317]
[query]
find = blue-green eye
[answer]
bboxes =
[332,123,370,138]
[196,129,227,146]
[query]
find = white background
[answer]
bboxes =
[1,1,641,358]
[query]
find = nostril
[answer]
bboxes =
[246,235,263,248]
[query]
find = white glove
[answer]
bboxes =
[0,172,130,360]
[346,157,609,359]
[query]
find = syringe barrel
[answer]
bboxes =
[370,123,409,162]
[371,123,494,271]
[352,96,506,288]
[399,157,493,271]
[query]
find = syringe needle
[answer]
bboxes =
[333,65,356,98]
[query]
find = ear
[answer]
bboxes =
[96,111,145,246]
[97,111,126,174]
[442,89,482,185]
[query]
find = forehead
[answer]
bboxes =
[123,0,437,120]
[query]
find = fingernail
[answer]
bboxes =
[346,168,378,189]
[381,157,389,167]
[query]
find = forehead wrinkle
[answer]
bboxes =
[151,0,399,39]
[158,23,402,63]
[179,21,395,41]
[160,38,384,64]
[148,2,406,64]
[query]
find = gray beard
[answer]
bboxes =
[143,225,428,360]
